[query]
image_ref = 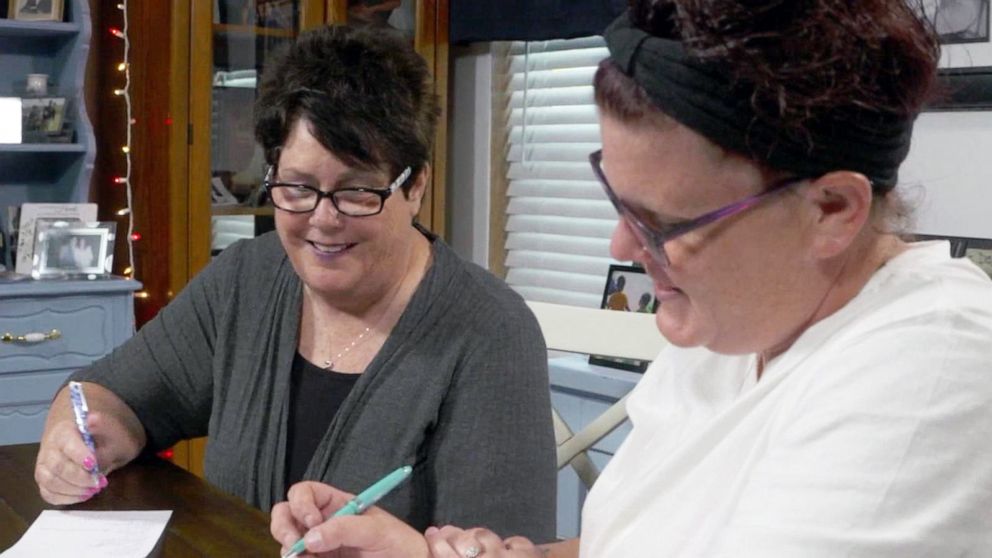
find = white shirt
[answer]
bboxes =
[581,242,992,557]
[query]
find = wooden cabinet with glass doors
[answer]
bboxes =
[168,0,448,476]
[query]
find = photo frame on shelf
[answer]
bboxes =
[921,1,992,110]
[21,97,68,142]
[0,209,11,272]
[588,264,658,373]
[7,0,64,21]
[14,202,97,275]
[31,221,116,278]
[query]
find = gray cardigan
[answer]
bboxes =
[72,230,557,541]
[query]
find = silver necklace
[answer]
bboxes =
[323,326,372,370]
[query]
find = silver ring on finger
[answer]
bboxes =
[463,546,482,558]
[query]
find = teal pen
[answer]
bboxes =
[282,465,413,558]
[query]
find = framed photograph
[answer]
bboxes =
[923,0,990,45]
[348,0,416,38]
[257,0,297,29]
[0,209,11,272]
[8,0,64,21]
[14,202,97,274]
[919,0,992,110]
[963,237,992,278]
[588,264,658,373]
[31,221,115,278]
[21,97,66,141]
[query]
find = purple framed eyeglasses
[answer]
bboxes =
[589,149,806,267]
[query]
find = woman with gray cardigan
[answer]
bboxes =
[33,24,556,542]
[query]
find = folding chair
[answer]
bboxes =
[527,301,666,488]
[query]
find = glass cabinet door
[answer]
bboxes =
[207,1,315,258]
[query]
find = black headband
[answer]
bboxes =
[603,12,914,190]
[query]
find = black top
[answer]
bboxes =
[285,352,359,489]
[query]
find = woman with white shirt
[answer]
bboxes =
[269,1,992,556]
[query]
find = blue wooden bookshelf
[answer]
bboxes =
[0,0,95,206]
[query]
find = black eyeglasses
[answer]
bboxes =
[262,166,412,217]
[589,149,806,267]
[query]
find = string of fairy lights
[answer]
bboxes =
[109,1,147,300]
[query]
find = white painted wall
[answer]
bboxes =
[446,45,493,268]
[903,111,992,239]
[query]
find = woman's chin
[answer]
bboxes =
[654,309,705,349]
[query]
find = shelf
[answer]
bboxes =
[0,19,80,38]
[211,205,274,217]
[212,23,294,38]
[0,143,85,153]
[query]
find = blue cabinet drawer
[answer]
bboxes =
[0,368,73,445]
[0,294,123,374]
[0,279,138,445]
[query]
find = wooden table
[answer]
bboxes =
[0,443,280,557]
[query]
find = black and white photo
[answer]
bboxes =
[8,0,64,22]
[21,97,66,139]
[31,221,115,278]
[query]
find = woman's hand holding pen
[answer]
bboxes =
[35,411,108,505]
[35,383,146,505]
[271,481,430,558]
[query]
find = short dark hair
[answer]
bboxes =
[254,25,439,192]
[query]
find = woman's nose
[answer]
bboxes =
[308,195,343,225]
[610,217,643,262]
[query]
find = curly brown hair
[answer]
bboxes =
[597,0,941,172]
[619,0,940,132]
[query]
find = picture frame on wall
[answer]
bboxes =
[348,0,416,39]
[920,0,992,110]
[923,0,990,45]
[7,0,64,22]
[588,264,658,373]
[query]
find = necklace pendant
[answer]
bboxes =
[323,360,333,370]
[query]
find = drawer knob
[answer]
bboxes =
[1,329,61,344]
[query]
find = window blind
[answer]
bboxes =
[497,36,620,307]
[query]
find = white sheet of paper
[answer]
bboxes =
[0,510,172,558]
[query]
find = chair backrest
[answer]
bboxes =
[527,301,667,487]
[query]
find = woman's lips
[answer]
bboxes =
[655,284,683,301]
[307,240,354,257]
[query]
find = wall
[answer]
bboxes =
[446,45,492,266]
[902,111,992,239]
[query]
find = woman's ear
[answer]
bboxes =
[405,164,430,216]
[802,171,874,259]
